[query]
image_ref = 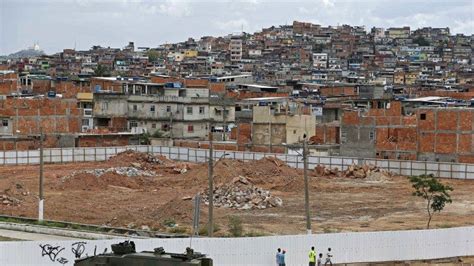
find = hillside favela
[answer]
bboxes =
[0,0,473,265]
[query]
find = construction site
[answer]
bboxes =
[0,150,473,236]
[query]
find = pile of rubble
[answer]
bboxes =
[108,150,169,170]
[314,164,392,181]
[1,183,29,206]
[62,167,156,180]
[202,176,283,210]
[1,195,21,205]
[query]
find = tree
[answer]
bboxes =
[413,36,430,46]
[93,64,110,77]
[408,174,453,229]
[146,50,160,63]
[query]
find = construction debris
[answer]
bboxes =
[108,150,170,170]
[62,167,156,180]
[202,176,283,210]
[314,164,392,181]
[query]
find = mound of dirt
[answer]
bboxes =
[107,150,172,170]
[151,197,195,225]
[59,170,152,190]
[172,157,304,192]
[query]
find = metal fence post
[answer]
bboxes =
[450,163,453,179]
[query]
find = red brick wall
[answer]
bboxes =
[311,124,340,144]
[55,81,89,98]
[77,135,130,147]
[0,98,82,135]
[320,86,357,97]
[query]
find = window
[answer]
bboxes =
[420,113,426,120]
[81,119,89,126]
[150,105,155,112]
[101,102,108,111]
[188,125,194,132]
[215,109,222,115]
[199,106,205,114]
[369,131,375,140]
[166,106,171,112]
[152,123,156,129]
[129,121,138,128]
[162,124,169,131]
[2,120,8,127]
[187,106,193,114]
[133,105,138,111]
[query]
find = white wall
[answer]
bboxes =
[0,226,473,265]
[0,145,473,179]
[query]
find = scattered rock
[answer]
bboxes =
[62,167,156,181]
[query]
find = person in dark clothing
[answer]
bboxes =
[276,248,281,266]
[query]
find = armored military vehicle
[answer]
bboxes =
[74,241,213,266]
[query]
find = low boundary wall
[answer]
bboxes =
[1,145,473,179]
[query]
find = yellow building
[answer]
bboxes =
[405,72,418,85]
[184,50,198,58]
[252,105,316,146]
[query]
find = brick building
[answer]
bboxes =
[341,101,474,163]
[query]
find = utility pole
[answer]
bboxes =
[303,134,311,234]
[39,127,44,222]
[207,123,214,237]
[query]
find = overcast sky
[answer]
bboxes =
[1,0,473,55]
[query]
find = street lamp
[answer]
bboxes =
[39,127,44,222]
[207,127,230,237]
[284,134,312,234]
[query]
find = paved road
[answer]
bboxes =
[0,229,81,241]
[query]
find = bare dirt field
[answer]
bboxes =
[0,151,473,236]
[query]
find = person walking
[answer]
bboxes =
[309,246,316,266]
[276,248,281,266]
[324,248,333,266]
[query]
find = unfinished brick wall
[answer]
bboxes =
[227,91,288,100]
[319,86,357,97]
[310,123,340,144]
[0,72,18,95]
[55,81,90,98]
[417,108,474,162]
[90,78,122,92]
[0,98,82,135]
[77,135,130,147]
[341,101,474,162]
[31,79,52,94]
